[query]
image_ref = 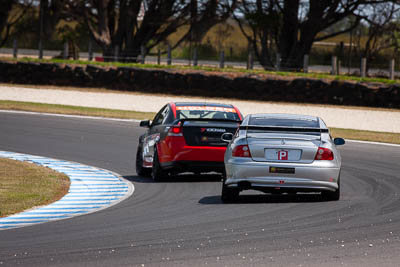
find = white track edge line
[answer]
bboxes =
[1,109,399,148]
[346,139,400,148]
[0,151,134,230]
[0,109,140,122]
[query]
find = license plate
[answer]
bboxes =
[265,149,301,161]
[270,167,295,174]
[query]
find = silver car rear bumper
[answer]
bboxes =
[225,161,340,192]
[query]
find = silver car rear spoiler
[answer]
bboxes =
[240,126,329,133]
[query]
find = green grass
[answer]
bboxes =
[271,70,400,84]
[1,99,399,145]
[0,100,155,120]
[2,56,399,85]
[0,158,70,218]
[330,128,400,145]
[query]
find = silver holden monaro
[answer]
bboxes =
[221,113,345,202]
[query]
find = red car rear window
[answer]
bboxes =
[176,106,240,121]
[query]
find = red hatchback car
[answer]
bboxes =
[136,102,243,181]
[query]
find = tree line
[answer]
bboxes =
[1,0,399,70]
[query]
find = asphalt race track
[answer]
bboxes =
[1,112,400,267]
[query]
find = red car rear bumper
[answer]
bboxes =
[157,136,227,172]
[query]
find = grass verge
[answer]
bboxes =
[0,158,70,218]
[330,128,400,145]
[0,100,155,120]
[1,99,399,145]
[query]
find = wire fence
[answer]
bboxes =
[1,41,399,80]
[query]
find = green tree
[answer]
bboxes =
[0,0,31,47]
[354,2,400,72]
[236,0,396,70]
[39,0,71,41]
[66,0,237,62]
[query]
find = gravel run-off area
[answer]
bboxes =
[1,85,399,133]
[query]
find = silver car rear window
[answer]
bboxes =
[249,116,320,128]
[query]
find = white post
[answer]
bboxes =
[193,47,198,67]
[276,53,281,71]
[13,39,17,58]
[361,58,367,78]
[167,45,172,65]
[140,46,145,64]
[303,54,309,73]
[219,50,225,68]
[389,59,395,80]
[248,51,254,70]
[88,39,93,61]
[331,56,337,75]
[38,40,43,59]
[114,46,119,62]
[63,41,69,59]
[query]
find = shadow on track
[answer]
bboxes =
[123,173,222,184]
[199,193,326,204]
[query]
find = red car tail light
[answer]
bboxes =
[232,145,251,157]
[167,123,183,137]
[314,147,334,160]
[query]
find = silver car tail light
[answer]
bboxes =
[232,144,252,158]
[314,147,334,160]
